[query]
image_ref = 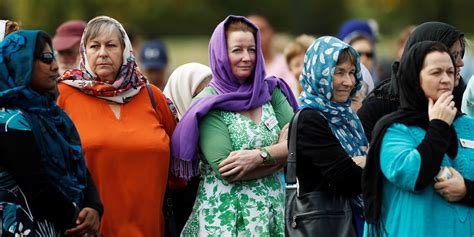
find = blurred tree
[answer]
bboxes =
[0,0,472,37]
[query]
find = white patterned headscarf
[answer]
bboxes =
[163,63,212,120]
[462,75,474,117]
[299,36,368,156]
[0,20,7,42]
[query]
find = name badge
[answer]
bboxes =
[460,138,474,149]
[264,117,278,130]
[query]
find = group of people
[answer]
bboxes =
[0,14,472,237]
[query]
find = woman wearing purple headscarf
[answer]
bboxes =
[171,15,298,235]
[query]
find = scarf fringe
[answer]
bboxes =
[170,156,200,180]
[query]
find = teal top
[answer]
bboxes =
[364,115,474,237]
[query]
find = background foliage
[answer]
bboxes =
[1,0,472,73]
[1,0,472,37]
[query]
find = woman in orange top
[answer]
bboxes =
[57,16,176,237]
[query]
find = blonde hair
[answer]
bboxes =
[5,20,20,36]
[284,34,315,64]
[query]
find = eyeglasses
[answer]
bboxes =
[358,51,374,59]
[36,52,56,64]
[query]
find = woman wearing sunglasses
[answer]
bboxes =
[338,19,379,86]
[57,16,177,236]
[0,30,102,236]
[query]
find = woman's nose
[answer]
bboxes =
[98,45,108,57]
[342,74,354,86]
[51,59,59,72]
[456,56,464,68]
[242,51,250,61]
[440,72,453,84]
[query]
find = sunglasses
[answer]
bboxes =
[358,51,374,59]
[36,52,56,64]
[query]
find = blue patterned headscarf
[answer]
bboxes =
[299,36,368,157]
[0,30,87,205]
[300,36,369,236]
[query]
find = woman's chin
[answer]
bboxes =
[96,73,116,83]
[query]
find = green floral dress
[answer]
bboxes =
[182,102,285,236]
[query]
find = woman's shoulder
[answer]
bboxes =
[297,109,328,130]
[453,114,474,133]
[299,109,325,121]
[58,83,82,99]
[271,85,283,94]
[58,83,78,93]
[141,84,168,103]
[146,83,164,95]
[0,108,31,132]
[383,122,422,141]
[455,114,474,123]
[194,86,217,101]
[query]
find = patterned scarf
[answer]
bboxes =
[0,30,86,205]
[299,36,368,156]
[59,16,145,103]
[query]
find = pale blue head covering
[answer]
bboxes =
[462,76,474,117]
[299,36,368,157]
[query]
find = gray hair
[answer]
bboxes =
[83,16,125,48]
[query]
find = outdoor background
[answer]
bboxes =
[1,0,473,76]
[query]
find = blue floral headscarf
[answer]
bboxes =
[299,35,368,157]
[0,30,87,205]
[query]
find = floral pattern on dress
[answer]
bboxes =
[182,103,284,236]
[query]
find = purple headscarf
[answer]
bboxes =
[170,15,298,179]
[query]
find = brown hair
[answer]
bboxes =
[284,34,315,64]
[5,20,20,36]
[225,19,257,40]
[337,48,357,65]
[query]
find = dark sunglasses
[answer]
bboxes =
[358,51,374,58]
[36,52,56,64]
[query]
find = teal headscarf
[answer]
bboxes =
[299,36,368,157]
[0,30,87,205]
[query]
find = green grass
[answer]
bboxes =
[162,36,210,74]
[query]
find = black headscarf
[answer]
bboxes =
[371,22,465,109]
[362,41,460,236]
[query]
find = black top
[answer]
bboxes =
[295,109,362,196]
[0,130,103,230]
[461,179,474,206]
[415,120,452,190]
[357,93,399,142]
